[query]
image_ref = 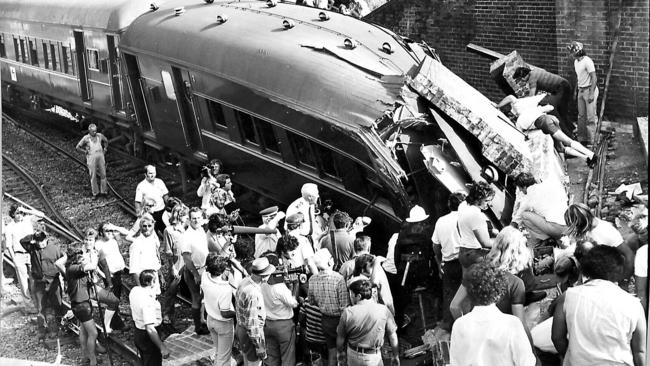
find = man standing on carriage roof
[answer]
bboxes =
[76,123,109,199]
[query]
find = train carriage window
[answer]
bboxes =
[287,131,317,169]
[62,46,74,75]
[28,39,38,66]
[207,100,228,130]
[160,70,177,100]
[42,43,49,69]
[19,39,27,63]
[315,144,342,180]
[50,44,58,71]
[256,119,280,154]
[0,34,6,58]
[13,38,19,61]
[87,49,99,70]
[237,111,258,146]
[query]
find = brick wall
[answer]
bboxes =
[367,0,649,122]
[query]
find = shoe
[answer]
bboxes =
[195,324,210,335]
[524,290,547,306]
[587,155,598,169]
[95,342,107,354]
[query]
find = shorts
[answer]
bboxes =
[534,114,560,135]
[321,314,340,349]
[72,301,93,323]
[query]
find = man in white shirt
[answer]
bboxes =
[568,41,598,144]
[552,245,646,366]
[432,192,465,332]
[260,253,298,366]
[127,214,162,292]
[635,244,648,314]
[511,173,568,245]
[450,261,535,366]
[135,165,169,236]
[4,204,44,303]
[181,207,210,335]
[254,206,285,258]
[285,213,318,275]
[129,269,170,365]
[286,183,324,246]
[201,253,236,366]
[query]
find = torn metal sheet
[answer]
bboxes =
[408,55,533,177]
[421,144,470,194]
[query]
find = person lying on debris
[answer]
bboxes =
[497,94,596,167]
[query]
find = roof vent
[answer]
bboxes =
[216,14,229,23]
[282,19,295,29]
[150,2,159,11]
[267,0,277,7]
[204,0,214,3]
[381,42,393,54]
[343,38,357,49]
[174,7,185,16]
[318,12,330,21]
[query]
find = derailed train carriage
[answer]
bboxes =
[1,0,534,242]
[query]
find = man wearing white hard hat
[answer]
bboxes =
[286,183,325,247]
[393,205,436,330]
[235,257,276,366]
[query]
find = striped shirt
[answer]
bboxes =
[301,302,326,344]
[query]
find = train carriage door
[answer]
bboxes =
[171,66,203,153]
[73,31,92,101]
[106,35,123,111]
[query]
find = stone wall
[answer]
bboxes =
[366,0,649,121]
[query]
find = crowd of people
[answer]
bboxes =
[1,41,647,366]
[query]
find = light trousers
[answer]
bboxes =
[207,316,234,366]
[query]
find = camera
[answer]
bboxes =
[267,264,308,286]
[201,165,213,179]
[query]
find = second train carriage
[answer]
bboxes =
[1,0,520,243]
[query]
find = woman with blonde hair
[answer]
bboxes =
[487,226,534,290]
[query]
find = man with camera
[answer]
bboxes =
[197,158,222,210]
[284,214,319,275]
[308,248,350,366]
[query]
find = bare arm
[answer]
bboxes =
[587,72,597,102]
[450,285,469,320]
[305,256,318,276]
[432,244,443,278]
[512,303,539,361]
[635,275,647,314]
[551,293,568,356]
[75,136,87,153]
[145,324,170,358]
[473,227,492,248]
[497,95,517,108]
[631,310,647,366]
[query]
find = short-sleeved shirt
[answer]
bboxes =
[588,219,623,247]
[302,302,326,344]
[634,245,648,277]
[95,238,126,274]
[254,227,281,258]
[319,229,355,268]
[432,211,461,262]
[308,270,350,317]
[66,263,91,303]
[163,226,185,275]
[135,178,169,212]
[5,217,37,253]
[574,56,596,88]
[457,202,488,249]
[129,234,161,274]
[235,276,267,355]
[21,239,65,279]
[129,286,162,330]
[261,282,296,320]
[181,226,209,274]
[287,231,315,269]
[201,272,235,321]
[337,299,396,349]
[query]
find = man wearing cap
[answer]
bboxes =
[254,206,285,259]
[394,205,435,329]
[337,279,400,366]
[568,41,598,144]
[76,123,109,198]
[285,213,319,275]
[286,183,324,246]
[308,248,351,366]
[236,257,276,366]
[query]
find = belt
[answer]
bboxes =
[578,86,592,89]
[349,345,380,354]
[442,258,459,264]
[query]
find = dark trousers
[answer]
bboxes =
[458,247,488,270]
[541,82,573,137]
[264,319,296,366]
[152,209,165,238]
[386,271,409,327]
[440,259,462,331]
[134,327,162,366]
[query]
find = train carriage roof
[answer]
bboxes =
[120,0,422,131]
[0,0,152,32]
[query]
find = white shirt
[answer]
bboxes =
[254,226,281,259]
[135,178,169,212]
[286,197,323,243]
[129,286,162,330]
[431,211,461,262]
[197,177,218,210]
[574,56,596,88]
[381,233,398,274]
[181,226,209,274]
[261,282,297,320]
[512,180,568,225]
[96,238,126,274]
[562,279,644,366]
[201,272,235,321]
[450,304,535,366]
[457,202,488,249]
[588,219,623,247]
[129,234,161,274]
[634,245,647,277]
[512,94,548,130]
[4,216,37,253]
[287,230,315,269]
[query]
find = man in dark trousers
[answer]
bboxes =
[20,230,66,339]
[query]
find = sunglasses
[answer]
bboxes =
[141,224,154,228]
